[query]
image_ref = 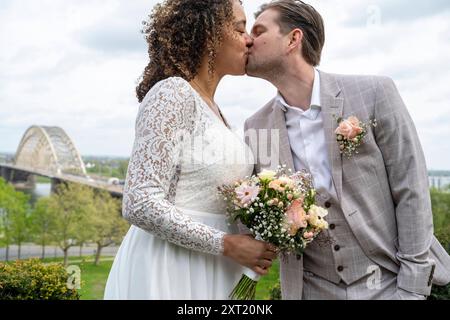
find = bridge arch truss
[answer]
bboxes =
[14,126,86,176]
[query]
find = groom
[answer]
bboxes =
[244,0,450,299]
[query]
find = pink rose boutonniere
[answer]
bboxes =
[334,115,377,158]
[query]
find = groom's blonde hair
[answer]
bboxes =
[255,0,325,66]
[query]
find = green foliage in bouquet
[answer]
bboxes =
[0,259,80,300]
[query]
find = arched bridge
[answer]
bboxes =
[0,126,123,197]
[15,126,87,176]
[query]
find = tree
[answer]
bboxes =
[9,191,31,260]
[48,183,94,266]
[74,211,94,258]
[0,179,13,261]
[89,190,129,265]
[29,197,54,259]
[117,160,129,180]
[0,178,30,260]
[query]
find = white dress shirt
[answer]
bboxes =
[277,69,338,201]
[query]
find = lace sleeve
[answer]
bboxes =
[122,77,226,255]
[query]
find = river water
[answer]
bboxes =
[20,183,51,205]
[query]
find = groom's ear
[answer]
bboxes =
[287,28,303,53]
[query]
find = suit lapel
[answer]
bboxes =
[270,104,295,171]
[319,71,344,202]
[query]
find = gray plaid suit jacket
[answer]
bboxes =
[244,70,450,299]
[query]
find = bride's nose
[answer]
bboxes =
[244,33,253,47]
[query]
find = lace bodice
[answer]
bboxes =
[122,77,254,255]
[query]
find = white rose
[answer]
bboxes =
[258,170,277,181]
[315,218,329,230]
[308,205,328,218]
[307,206,329,229]
[278,176,295,189]
[308,213,319,227]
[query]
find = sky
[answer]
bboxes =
[0,0,449,170]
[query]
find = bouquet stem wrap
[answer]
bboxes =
[229,235,262,300]
[229,269,260,300]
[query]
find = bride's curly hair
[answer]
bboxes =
[136,0,237,103]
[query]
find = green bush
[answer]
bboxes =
[429,189,450,300]
[430,284,450,300]
[0,259,80,300]
[431,189,450,248]
[429,242,450,300]
[268,281,281,300]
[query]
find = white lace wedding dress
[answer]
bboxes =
[104,77,254,300]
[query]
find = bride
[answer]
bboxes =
[104,0,277,300]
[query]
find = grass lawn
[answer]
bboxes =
[255,259,280,300]
[77,259,114,300]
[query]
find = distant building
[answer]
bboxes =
[0,153,14,164]
[85,162,96,169]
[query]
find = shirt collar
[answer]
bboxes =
[276,68,321,114]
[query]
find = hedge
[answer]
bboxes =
[0,259,80,300]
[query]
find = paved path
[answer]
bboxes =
[0,243,119,261]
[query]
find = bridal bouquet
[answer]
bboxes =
[218,166,329,300]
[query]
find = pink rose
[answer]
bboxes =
[269,180,285,192]
[303,231,314,239]
[335,117,363,139]
[347,116,360,127]
[285,199,307,236]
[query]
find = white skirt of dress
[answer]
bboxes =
[103,208,244,300]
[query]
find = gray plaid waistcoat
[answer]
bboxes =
[303,199,375,285]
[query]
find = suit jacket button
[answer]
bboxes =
[324,201,331,208]
[329,224,336,230]
[334,245,340,251]
[337,266,344,272]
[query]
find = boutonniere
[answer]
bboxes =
[334,116,377,158]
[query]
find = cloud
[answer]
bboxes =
[75,0,153,55]
[1,0,449,170]
[78,23,146,55]
[0,0,154,156]
[337,0,450,27]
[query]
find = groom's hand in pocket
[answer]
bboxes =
[223,234,278,275]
